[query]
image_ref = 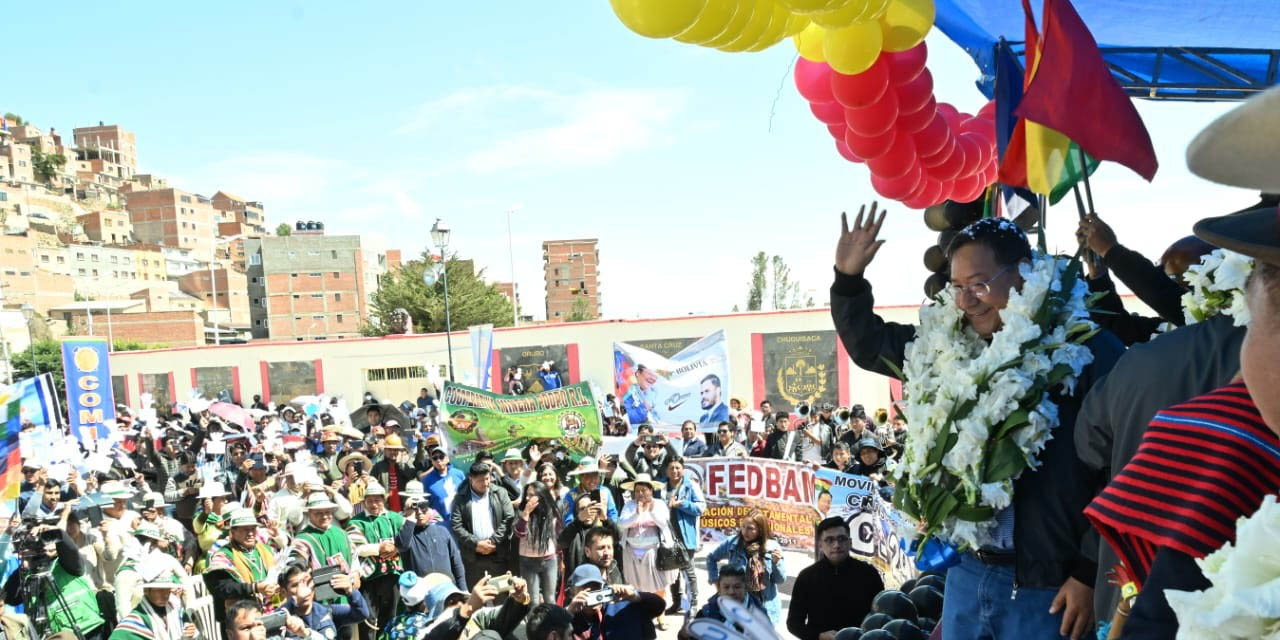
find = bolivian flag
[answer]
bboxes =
[998,0,1157,201]
[0,392,21,500]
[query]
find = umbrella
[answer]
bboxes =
[209,402,254,432]
[348,403,411,431]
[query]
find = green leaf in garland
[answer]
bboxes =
[955,505,996,521]
[880,356,906,381]
[926,429,958,468]
[1046,363,1074,385]
[982,437,1028,483]
[994,409,1029,440]
[923,487,961,527]
[894,482,920,519]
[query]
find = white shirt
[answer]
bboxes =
[469,490,495,540]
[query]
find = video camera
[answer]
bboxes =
[12,517,61,576]
[796,403,811,418]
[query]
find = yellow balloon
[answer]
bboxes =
[811,0,870,28]
[783,13,812,36]
[822,20,883,74]
[703,0,757,48]
[675,0,739,44]
[719,0,776,52]
[609,0,709,38]
[860,0,892,21]
[745,4,794,51]
[792,21,827,61]
[879,0,934,52]
[777,0,842,14]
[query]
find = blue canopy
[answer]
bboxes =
[936,0,1280,101]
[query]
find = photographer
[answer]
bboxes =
[565,565,664,640]
[22,477,79,520]
[279,564,370,640]
[422,574,531,640]
[780,406,832,465]
[622,427,676,478]
[225,600,267,640]
[3,517,108,640]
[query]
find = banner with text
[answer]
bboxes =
[815,468,917,588]
[60,337,117,447]
[614,330,730,430]
[687,457,817,552]
[441,381,602,467]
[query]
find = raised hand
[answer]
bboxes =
[835,202,888,277]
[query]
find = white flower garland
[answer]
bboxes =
[1166,495,1280,639]
[890,252,1097,551]
[1181,249,1254,327]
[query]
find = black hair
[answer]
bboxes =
[468,462,491,477]
[717,421,732,431]
[277,563,309,590]
[476,450,495,462]
[718,564,748,581]
[946,217,1033,267]
[681,420,696,428]
[701,373,721,389]
[832,442,851,454]
[43,479,61,491]
[526,604,574,640]
[225,599,262,622]
[520,481,560,552]
[178,451,196,466]
[584,526,615,549]
[815,516,850,541]
[759,399,772,407]
[636,424,654,435]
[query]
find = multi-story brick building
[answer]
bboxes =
[60,308,204,348]
[211,191,267,236]
[542,239,600,322]
[0,130,34,184]
[77,209,133,244]
[124,187,216,257]
[162,247,201,277]
[0,232,75,313]
[177,268,251,326]
[72,123,137,181]
[495,281,520,315]
[244,234,366,341]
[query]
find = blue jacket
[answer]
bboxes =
[537,370,562,391]
[694,594,767,624]
[662,473,705,551]
[283,587,370,638]
[561,485,619,526]
[706,535,787,624]
[422,466,466,518]
[679,437,707,458]
[394,519,467,588]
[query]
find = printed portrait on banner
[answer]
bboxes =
[499,344,569,394]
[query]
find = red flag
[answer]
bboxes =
[1015,0,1158,181]
[996,0,1041,188]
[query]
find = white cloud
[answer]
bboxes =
[396,86,557,134]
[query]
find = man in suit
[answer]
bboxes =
[450,462,515,589]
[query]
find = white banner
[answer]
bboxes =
[613,330,731,431]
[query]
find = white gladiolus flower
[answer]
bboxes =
[980,482,1013,510]
[1181,249,1255,327]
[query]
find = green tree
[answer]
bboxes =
[567,296,595,322]
[361,252,514,335]
[771,255,800,310]
[746,251,767,311]
[3,113,23,126]
[30,149,66,184]
[275,223,292,236]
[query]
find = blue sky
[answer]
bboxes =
[4,2,1247,320]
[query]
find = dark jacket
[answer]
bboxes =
[1101,244,1186,324]
[678,437,707,458]
[1121,546,1210,640]
[786,556,884,640]
[1086,272,1165,346]
[622,441,677,478]
[449,483,515,564]
[282,588,370,637]
[396,519,467,588]
[694,593,767,625]
[1074,314,1245,618]
[371,457,423,500]
[831,269,1123,589]
[425,596,531,640]
[558,519,625,584]
[571,592,665,640]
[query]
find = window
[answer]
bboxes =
[287,251,297,258]
[290,273,297,278]
[292,294,300,299]
[250,254,261,265]
[91,255,99,262]
[76,253,85,260]
[3,270,14,276]
[251,277,261,284]
[294,316,302,321]
[40,255,48,263]
[309,272,321,277]
[0,192,6,202]
[331,250,338,259]
[110,256,117,264]
[19,271,29,276]
[332,272,339,278]
[307,250,320,257]
[180,195,192,203]
[56,256,64,264]
[92,269,98,276]
[554,311,561,317]
[78,268,86,275]
[334,293,341,302]
[336,314,344,323]
[311,293,322,299]
[254,319,264,327]
[296,337,304,342]
[123,257,131,265]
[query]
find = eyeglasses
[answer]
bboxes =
[717,430,730,435]
[950,264,1016,300]
[821,535,851,545]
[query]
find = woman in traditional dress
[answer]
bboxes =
[617,473,678,629]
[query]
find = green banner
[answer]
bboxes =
[440,381,602,467]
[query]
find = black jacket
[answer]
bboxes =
[831,270,1123,588]
[1074,314,1245,618]
[1101,244,1186,324]
[786,556,884,640]
[557,519,625,583]
[1086,272,1165,346]
[449,483,515,564]
[396,520,467,588]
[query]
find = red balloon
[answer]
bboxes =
[835,139,863,163]
[867,130,918,179]
[885,42,928,85]
[912,112,951,158]
[795,58,835,104]
[871,164,923,201]
[811,100,847,125]
[936,102,961,128]
[831,57,890,109]
[977,99,996,120]
[896,95,936,133]
[956,134,984,178]
[958,116,995,140]
[926,139,965,181]
[894,69,933,114]
[845,125,897,160]
[952,173,986,202]
[903,177,944,209]
[960,130,993,170]
[827,123,847,139]
[844,89,899,137]
[920,134,955,168]
[981,157,998,185]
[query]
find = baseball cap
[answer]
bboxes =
[569,564,605,588]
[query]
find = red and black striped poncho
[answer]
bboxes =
[1084,382,1280,587]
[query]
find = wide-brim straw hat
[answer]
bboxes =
[620,472,662,492]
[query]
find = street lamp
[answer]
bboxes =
[430,218,455,382]
[20,303,36,376]
[505,204,523,327]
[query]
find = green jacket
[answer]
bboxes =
[47,562,106,635]
[293,524,354,604]
[347,510,406,578]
